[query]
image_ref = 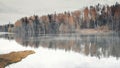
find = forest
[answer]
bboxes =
[6,3,120,35]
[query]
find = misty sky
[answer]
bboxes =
[0,0,120,25]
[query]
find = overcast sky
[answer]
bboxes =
[0,0,120,25]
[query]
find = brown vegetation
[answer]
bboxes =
[0,50,35,68]
[11,3,120,34]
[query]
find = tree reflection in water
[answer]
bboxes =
[0,33,120,59]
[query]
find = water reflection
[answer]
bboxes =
[0,33,120,59]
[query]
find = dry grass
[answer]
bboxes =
[0,50,35,68]
[78,27,111,35]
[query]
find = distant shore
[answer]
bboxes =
[0,29,116,35]
[0,32,14,35]
[77,29,114,35]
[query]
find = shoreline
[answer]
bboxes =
[77,29,115,35]
[0,29,117,36]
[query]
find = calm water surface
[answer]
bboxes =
[0,33,120,68]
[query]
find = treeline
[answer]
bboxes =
[14,3,120,35]
[0,24,14,32]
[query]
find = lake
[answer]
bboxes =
[0,32,120,68]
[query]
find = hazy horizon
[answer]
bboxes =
[0,0,120,25]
